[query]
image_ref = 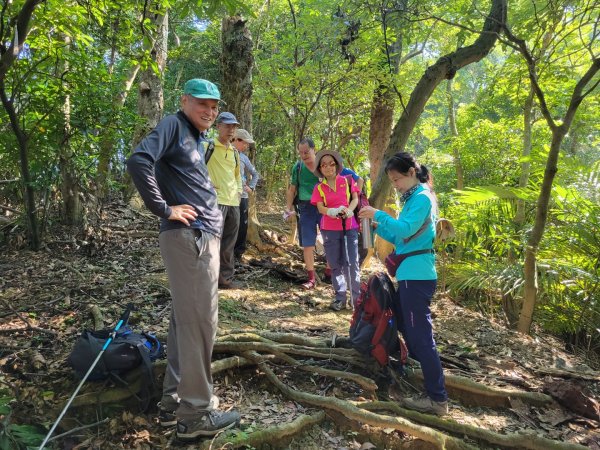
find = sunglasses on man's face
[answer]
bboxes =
[234,138,245,142]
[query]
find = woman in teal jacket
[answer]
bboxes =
[359,152,448,416]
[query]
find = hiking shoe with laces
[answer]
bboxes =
[158,396,220,427]
[176,409,241,441]
[402,395,448,416]
[158,403,176,427]
[330,300,344,311]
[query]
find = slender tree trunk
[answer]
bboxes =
[96,64,140,200]
[124,8,168,199]
[0,0,42,249]
[514,87,534,225]
[519,129,565,333]
[57,35,82,225]
[504,21,600,332]
[133,10,168,144]
[369,0,507,209]
[0,81,40,249]
[446,79,464,190]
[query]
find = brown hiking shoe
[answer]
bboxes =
[218,279,243,289]
[403,395,448,415]
[176,409,241,441]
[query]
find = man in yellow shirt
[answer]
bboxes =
[207,112,243,289]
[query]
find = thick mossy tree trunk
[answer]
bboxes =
[221,16,266,250]
[369,0,507,209]
[221,16,253,126]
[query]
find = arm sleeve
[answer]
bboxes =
[310,184,323,206]
[373,195,432,243]
[236,151,243,194]
[126,119,177,219]
[244,155,260,190]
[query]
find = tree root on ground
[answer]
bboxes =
[400,368,552,408]
[355,401,587,450]
[62,331,582,449]
[242,350,477,450]
[198,410,326,449]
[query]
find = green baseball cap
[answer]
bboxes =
[183,79,221,100]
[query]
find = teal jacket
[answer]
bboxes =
[374,184,437,281]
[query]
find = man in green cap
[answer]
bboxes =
[127,78,240,442]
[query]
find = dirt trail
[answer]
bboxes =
[0,200,597,449]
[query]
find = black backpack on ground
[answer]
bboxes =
[67,326,162,410]
[349,272,408,368]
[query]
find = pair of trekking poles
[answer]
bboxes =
[38,304,134,450]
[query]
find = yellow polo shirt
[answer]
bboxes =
[207,139,242,206]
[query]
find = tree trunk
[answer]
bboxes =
[57,35,82,225]
[369,0,507,209]
[0,81,40,250]
[133,10,168,144]
[221,16,265,250]
[369,85,395,183]
[506,22,600,332]
[124,8,168,199]
[446,79,464,190]
[518,129,564,333]
[221,16,254,128]
[514,87,534,226]
[95,64,140,200]
[0,0,42,249]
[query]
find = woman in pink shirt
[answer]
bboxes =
[311,150,360,311]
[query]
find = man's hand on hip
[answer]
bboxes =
[168,204,198,226]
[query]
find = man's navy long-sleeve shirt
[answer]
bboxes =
[126,111,222,236]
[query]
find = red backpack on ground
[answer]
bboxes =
[349,272,408,367]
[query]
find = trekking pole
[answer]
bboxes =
[38,304,134,450]
[340,213,355,309]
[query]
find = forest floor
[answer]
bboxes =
[0,197,599,450]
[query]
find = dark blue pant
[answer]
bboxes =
[395,279,447,402]
[234,197,249,257]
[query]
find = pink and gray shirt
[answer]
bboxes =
[310,175,360,231]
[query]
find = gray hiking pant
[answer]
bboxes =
[159,228,220,419]
[218,204,240,282]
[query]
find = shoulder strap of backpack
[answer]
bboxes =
[134,341,156,412]
[317,181,327,206]
[345,175,352,205]
[403,216,432,244]
[370,273,394,348]
[204,139,215,164]
[294,161,302,187]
